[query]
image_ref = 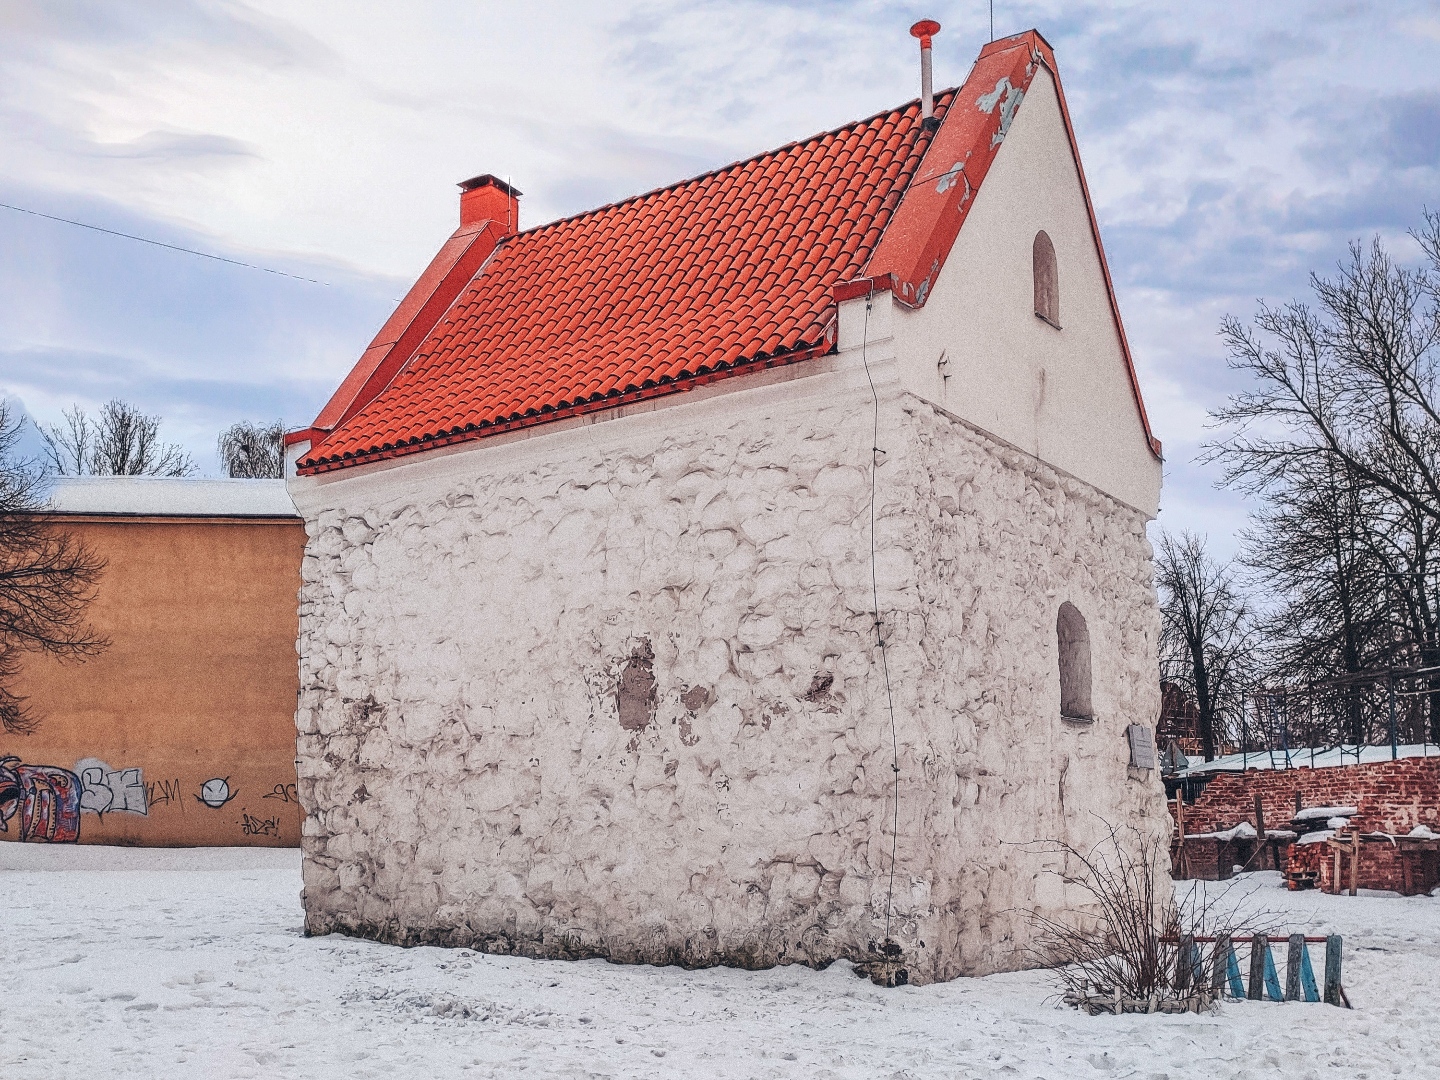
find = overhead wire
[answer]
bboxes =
[0,200,331,286]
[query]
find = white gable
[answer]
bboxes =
[890,65,1162,517]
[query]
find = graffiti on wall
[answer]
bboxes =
[146,777,184,809]
[0,757,83,843]
[2,755,297,843]
[196,778,237,808]
[239,810,281,837]
[74,758,148,817]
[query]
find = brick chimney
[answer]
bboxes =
[459,174,521,233]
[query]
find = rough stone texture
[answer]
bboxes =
[292,379,1169,983]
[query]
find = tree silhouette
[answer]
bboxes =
[0,402,108,734]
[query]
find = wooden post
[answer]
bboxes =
[1254,794,1268,870]
[1331,844,1342,894]
[1285,933,1303,1001]
[1262,940,1284,1001]
[1349,835,1360,896]
[1210,934,1231,994]
[1248,935,1266,1000]
[1176,934,1194,990]
[1299,938,1320,1002]
[1294,790,1302,815]
[1323,935,1344,1007]
[1174,792,1187,878]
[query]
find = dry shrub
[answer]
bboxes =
[1024,823,1273,1006]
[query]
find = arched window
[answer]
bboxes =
[1057,602,1092,721]
[1033,230,1060,328]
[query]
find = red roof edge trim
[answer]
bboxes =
[295,337,835,476]
[868,28,1161,460]
[833,273,897,303]
[284,426,321,448]
[866,32,1045,310]
[305,218,510,447]
[1038,40,1163,459]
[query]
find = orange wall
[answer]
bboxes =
[0,514,304,847]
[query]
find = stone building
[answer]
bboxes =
[286,30,1169,983]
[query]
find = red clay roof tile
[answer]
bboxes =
[301,89,953,470]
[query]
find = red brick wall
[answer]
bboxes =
[1289,836,1440,894]
[1175,757,1440,836]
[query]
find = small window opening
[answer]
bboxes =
[1057,602,1092,721]
[1033,230,1060,328]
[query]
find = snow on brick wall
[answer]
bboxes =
[289,377,1169,984]
[1178,757,1440,836]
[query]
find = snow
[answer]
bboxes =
[1179,744,1437,777]
[1298,829,1337,845]
[1293,805,1358,823]
[3,849,1439,1079]
[1190,821,1256,840]
[47,476,297,517]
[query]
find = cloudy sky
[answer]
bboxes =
[1,0,1437,555]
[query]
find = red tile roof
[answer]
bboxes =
[299,92,952,471]
[298,30,1159,473]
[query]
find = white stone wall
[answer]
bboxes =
[291,370,1169,983]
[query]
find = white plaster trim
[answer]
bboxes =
[289,345,902,518]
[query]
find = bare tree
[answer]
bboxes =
[1240,458,1390,743]
[218,420,285,479]
[1211,212,1440,744]
[42,400,195,477]
[1209,212,1440,530]
[1155,532,1257,761]
[0,401,108,734]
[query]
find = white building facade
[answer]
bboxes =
[288,31,1168,984]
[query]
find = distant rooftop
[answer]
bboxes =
[46,476,299,518]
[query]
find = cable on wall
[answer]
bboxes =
[859,289,903,945]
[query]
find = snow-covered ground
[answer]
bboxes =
[2,847,1438,1079]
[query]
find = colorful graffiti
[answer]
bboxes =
[0,757,83,843]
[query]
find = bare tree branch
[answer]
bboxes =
[218,420,285,479]
[41,399,195,477]
[0,400,108,734]
[1155,532,1258,761]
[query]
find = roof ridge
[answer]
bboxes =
[508,87,960,242]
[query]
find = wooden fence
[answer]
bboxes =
[1065,933,1349,1014]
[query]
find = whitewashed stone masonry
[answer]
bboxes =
[292,372,1169,984]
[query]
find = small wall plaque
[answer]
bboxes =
[1127,724,1157,770]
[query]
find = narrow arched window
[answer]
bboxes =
[1057,602,1092,721]
[1033,230,1060,328]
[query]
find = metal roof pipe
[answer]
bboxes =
[910,19,941,131]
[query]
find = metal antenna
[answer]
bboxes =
[989,0,994,42]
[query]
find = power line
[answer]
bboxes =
[0,200,330,286]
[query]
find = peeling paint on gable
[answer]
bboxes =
[976,77,1025,148]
